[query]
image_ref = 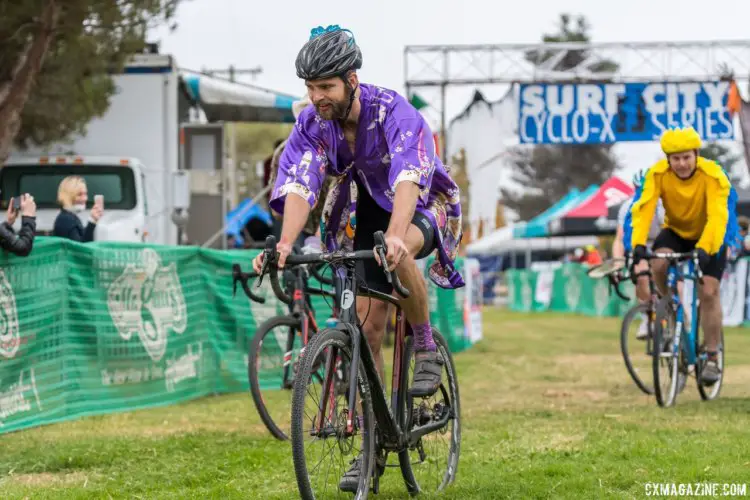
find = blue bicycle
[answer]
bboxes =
[645,251,725,407]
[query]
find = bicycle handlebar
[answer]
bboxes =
[372,231,410,298]
[231,264,265,304]
[608,274,630,301]
[257,231,410,304]
[639,250,703,280]
[645,251,697,261]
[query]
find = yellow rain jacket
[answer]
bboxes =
[629,157,732,255]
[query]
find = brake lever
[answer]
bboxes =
[376,244,393,284]
[256,255,269,288]
[257,236,278,288]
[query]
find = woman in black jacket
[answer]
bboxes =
[1,194,36,256]
[53,176,103,242]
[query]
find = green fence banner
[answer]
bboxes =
[424,256,478,353]
[0,238,474,435]
[509,258,750,322]
[507,263,635,316]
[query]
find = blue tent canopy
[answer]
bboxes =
[513,186,599,238]
[225,198,273,246]
[513,189,579,238]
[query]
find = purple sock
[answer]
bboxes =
[411,323,436,352]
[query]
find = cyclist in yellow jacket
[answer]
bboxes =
[627,126,739,386]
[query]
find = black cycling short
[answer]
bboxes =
[353,181,435,294]
[652,228,727,280]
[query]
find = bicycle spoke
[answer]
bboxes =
[293,332,371,499]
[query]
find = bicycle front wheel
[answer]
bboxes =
[652,304,681,407]
[291,328,375,500]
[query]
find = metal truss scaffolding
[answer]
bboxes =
[404,40,750,160]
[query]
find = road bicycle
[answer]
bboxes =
[642,251,724,407]
[232,250,344,441]
[256,231,461,498]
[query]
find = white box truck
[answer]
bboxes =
[1,52,197,245]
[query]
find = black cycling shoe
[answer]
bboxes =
[409,350,444,398]
[339,456,363,493]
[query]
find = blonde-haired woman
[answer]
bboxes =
[52,176,103,242]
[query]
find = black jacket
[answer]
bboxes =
[53,209,96,242]
[0,216,36,257]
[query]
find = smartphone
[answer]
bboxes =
[11,197,20,212]
[94,195,104,208]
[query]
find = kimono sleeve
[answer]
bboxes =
[269,117,328,215]
[383,98,438,192]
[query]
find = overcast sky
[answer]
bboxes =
[151,0,750,181]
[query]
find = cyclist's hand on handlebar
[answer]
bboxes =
[632,245,647,265]
[276,241,293,268]
[252,241,293,273]
[378,232,408,272]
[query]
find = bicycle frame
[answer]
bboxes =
[665,258,701,366]
[250,264,337,391]
[312,260,449,453]
[314,261,404,447]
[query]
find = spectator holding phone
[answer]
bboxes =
[53,176,103,242]
[0,193,37,256]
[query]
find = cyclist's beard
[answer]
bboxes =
[315,98,347,121]
[315,86,351,121]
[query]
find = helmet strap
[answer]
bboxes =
[340,72,358,122]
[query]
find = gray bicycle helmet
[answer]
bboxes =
[295,25,362,81]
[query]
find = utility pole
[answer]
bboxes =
[202,65,263,82]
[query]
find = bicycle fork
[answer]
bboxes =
[666,268,683,369]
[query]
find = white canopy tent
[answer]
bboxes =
[468,223,598,263]
[182,72,298,123]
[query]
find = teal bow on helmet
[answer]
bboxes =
[309,25,355,46]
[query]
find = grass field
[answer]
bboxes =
[3,309,750,499]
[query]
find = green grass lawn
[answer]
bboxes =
[3,309,750,499]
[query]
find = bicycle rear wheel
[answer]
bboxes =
[398,329,461,495]
[248,315,304,441]
[620,303,655,395]
[291,328,374,500]
[652,304,682,407]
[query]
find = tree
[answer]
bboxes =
[0,1,183,163]
[524,14,619,75]
[501,13,621,221]
[500,144,618,220]
[700,142,743,185]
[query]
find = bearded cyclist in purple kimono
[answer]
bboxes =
[252,26,463,490]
